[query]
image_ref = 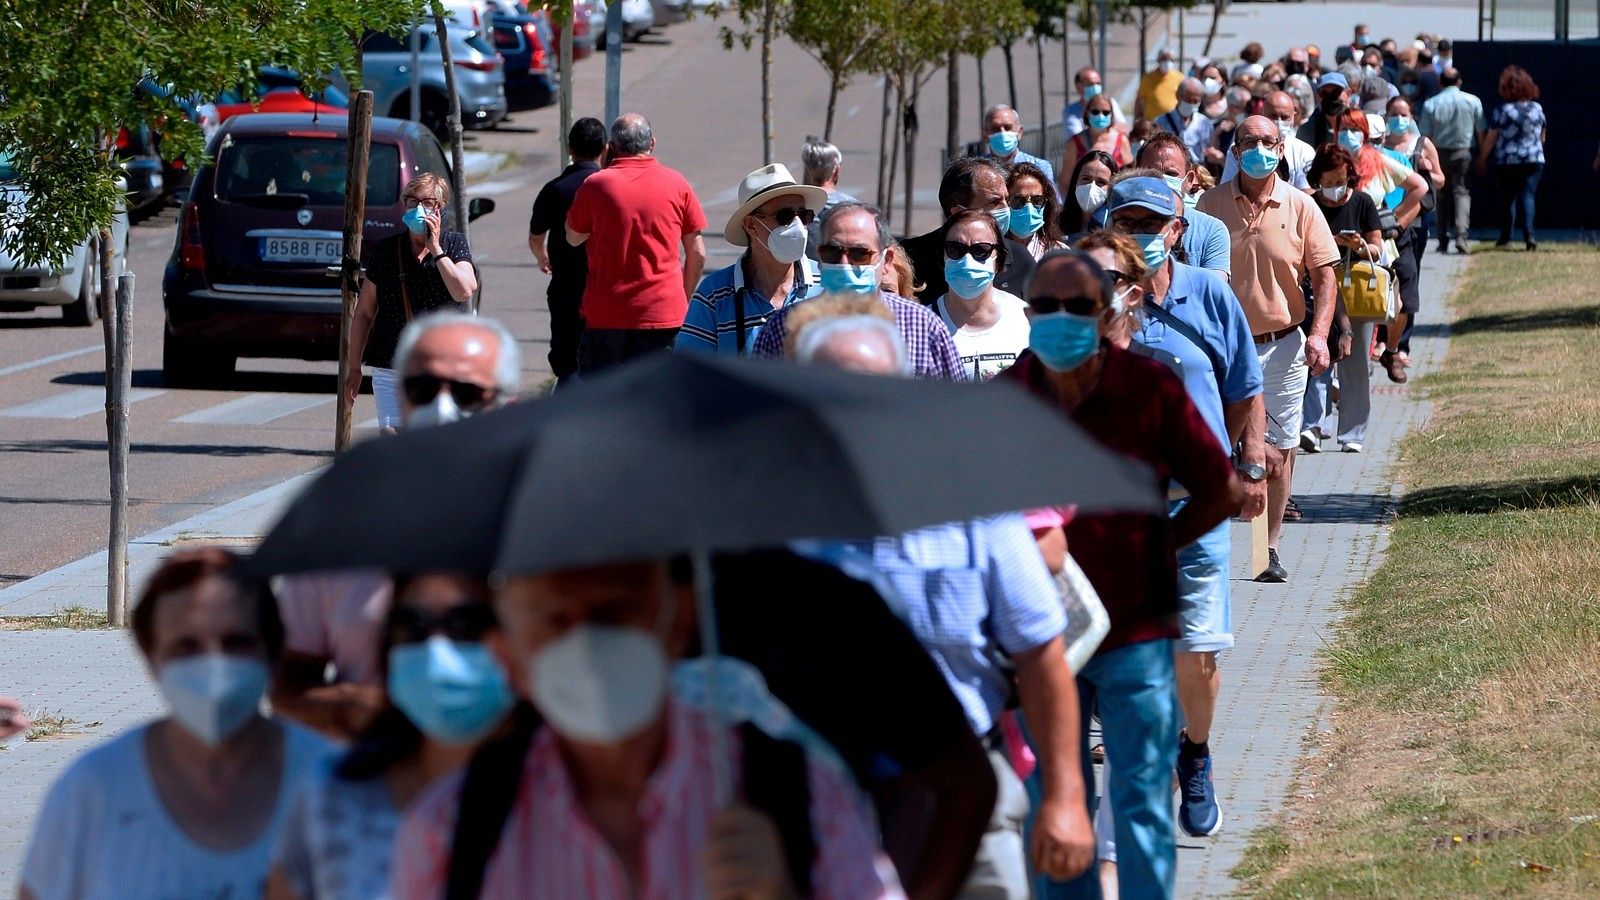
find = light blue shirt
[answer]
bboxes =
[800,514,1066,735]
[1179,204,1231,274]
[1418,86,1485,150]
[1155,108,1214,164]
[677,256,820,355]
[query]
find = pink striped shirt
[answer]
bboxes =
[392,702,903,899]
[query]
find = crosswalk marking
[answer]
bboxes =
[0,388,163,420]
[173,393,331,426]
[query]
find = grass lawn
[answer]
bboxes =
[1234,244,1600,897]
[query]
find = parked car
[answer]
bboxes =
[204,69,350,132]
[116,125,167,218]
[492,11,557,110]
[160,113,496,386]
[591,0,654,48]
[567,1,599,59]
[355,24,507,141]
[0,151,129,326]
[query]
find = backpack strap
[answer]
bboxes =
[1145,300,1226,389]
[444,703,540,900]
[734,287,748,356]
[397,238,415,322]
[739,722,816,897]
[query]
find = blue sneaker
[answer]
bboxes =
[1177,738,1222,837]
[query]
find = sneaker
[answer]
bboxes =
[1299,429,1321,453]
[1255,548,1288,583]
[1456,240,1473,255]
[1176,737,1223,837]
[1341,441,1364,453]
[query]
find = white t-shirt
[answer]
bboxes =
[935,289,1031,380]
[273,756,403,900]
[21,720,333,900]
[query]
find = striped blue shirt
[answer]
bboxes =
[677,256,820,356]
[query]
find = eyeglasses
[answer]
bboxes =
[391,601,498,644]
[944,241,998,262]
[403,374,498,410]
[752,206,816,227]
[1102,269,1131,285]
[1111,214,1174,235]
[1008,194,1048,210]
[818,243,878,265]
[1235,136,1282,151]
[404,196,444,210]
[1027,295,1104,316]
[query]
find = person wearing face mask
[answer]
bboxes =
[1198,116,1340,583]
[1221,90,1316,189]
[1062,150,1118,239]
[678,164,824,356]
[901,156,1021,304]
[1127,140,1232,275]
[266,573,514,900]
[1197,63,1228,119]
[20,549,334,900]
[345,173,479,432]
[1155,77,1216,165]
[1062,66,1129,137]
[999,249,1242,900]
[1006,161,1067,262]
[1061,95,1133,189]
[750,201,966,378]
[1380,96,1444,368]
[1297,72,1352,151]
[1203,86,1254,175]
[1135,49,1184,120]
[393,310,521,427]
[981,104,1060,202]
[391,560,904,899]
[933,210,1030,380]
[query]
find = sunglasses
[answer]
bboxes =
[1027,295,1105,316]
[818,243,878,265]
[391,601,498,644]
[753,207,816,227]
[944,241,998,262]
[1008,194,1048,210]
[403,374,497,410]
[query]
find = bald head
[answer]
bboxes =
[1266,91,1298,121]
[1236,115,1278,145]
[795,317,909,376]
[610,113,654,156]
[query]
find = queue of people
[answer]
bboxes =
[12,28,1546,898]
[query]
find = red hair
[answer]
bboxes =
[1337,109,1381,189]
[1498,65,1540,102]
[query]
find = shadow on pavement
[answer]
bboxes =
[1292,491,1395,525]
[0,439,331,459]
[1400,473,1600,517]
[0,315,71,329]
[53,368,341,394]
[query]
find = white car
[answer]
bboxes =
[591,0,655,46]
[0,152,129,326]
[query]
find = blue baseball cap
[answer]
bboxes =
[1105,176,1179,218]
[1316,72,1348,91]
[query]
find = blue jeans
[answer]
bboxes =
[1046,638,1179,899]
[1495,162,1543,242]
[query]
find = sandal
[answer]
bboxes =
[1380,350,1408,384]
[1284,497,1304,521]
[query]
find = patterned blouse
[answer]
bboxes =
[1489,100,1546,166]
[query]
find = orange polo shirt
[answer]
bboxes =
[1196,176,1339,335]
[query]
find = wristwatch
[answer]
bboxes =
[1236,461,1267,482]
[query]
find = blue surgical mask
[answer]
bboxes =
[388,636,514,744]
[1029,311,1101,371]
[1083,83,1104,100]
[1387,115,1413,135]
[402,205,429,235]
[987,130,1019,156]
[1132,230,1170,270]
[1240,145,1280,179]
[944,254,996,300]
[1088,112,1113,130]
[1338,130,1365,154]
[1162,173,1187,197]
[1009,201,1045,238]
[988,205,1011,235]
[819,261,879,295]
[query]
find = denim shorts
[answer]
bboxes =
[1173,505,1233,654]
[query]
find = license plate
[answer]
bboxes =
[260,237,341,264]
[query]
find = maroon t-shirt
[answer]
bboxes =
[1000,344,1234,654]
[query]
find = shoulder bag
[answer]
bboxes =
[1337,241,1394,321]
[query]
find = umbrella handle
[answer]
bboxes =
[692,547,734,806]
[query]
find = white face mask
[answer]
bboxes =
[1202,77,1222,96]
[528,624,669,744]
[1176,100,1198,119]
[1110,285,1137,315]
[760,216,808,266]
[158,654,269,746]
[1319,185,1349,202]
[1074,182,1108,213]
[406,389,461,429]
[1158,59,1176,74]
[1274,118,1296,140]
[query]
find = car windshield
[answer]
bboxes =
[215,136,400,206]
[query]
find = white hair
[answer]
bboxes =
[392,310,520,397]
[794,315,910,376]
[982,103,1019,129]
[800,137,842,185]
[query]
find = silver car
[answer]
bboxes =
[0,151,129,326]
[355,23,508,141]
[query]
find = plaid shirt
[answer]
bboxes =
[749,291,967,380]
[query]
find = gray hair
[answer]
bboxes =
[794,315,910,375]
[392,310,521,398]
[818,201,892,252]
[609,113,653,157]
[1224,85,1251,109]
[1337,62,1364,95]
[982,103,1019,128]
[800,137,842,185]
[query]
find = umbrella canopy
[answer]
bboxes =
[247,353,1162,579]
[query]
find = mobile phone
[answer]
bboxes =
[1338,229,1358,236]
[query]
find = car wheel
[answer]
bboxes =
[62,239,100,327]
[162,329,235,388]
[421,94,452,143]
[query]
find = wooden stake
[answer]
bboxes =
[106,272,133,625]
[336,90,374,454]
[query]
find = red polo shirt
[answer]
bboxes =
[566,155,707,330]
[1000,344,1234,654]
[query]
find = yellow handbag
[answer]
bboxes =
[1338,242,1393,321]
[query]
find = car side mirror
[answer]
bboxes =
[468,197,495,222]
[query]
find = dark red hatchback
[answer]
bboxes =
[161,112,491,386]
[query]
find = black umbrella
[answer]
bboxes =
[248,352,1162,579]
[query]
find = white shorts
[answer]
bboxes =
[368,366,404,430]
[1256,330,1307,450]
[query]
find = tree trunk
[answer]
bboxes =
[1002,41,1018,110]
[96,221,128,626]
[1036,36,1047,130]
[825,71,842,141]
[761,0,776,164]
[977,50,987,114]
[1084,1,1096,70]
[946,48,960,164]
[1204,0,1226,56]
[901,83,919,235]
[430,5,470,260]
[1137,8,1148,79]
[1062,12,1071,91]
[886,78,904,222]
[559,15,574,160]
[877,78,891,208]
[337,91,374,454]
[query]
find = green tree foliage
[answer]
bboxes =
[0,0,423,267]
[785,0,890,140]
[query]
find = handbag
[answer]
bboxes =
[1338,241,1393,321]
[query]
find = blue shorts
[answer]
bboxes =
[1170,501,1233,654]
